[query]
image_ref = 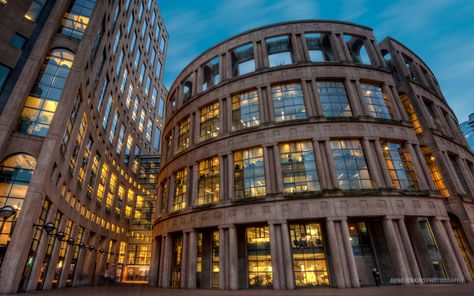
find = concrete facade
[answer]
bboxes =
[0,0,167,294]
[152,21,474,290]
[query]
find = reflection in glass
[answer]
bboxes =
[232,90,260,131]
[272,83,306,122]
[232,43,255,76]
[316,81,353,117]
[59,0,96,40]
[266,36,292,67]
[234,147,266,199]
[360,83,392,119]
[381,142,418,189]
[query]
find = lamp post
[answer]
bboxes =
[0,205,17,237]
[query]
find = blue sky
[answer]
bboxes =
[158,0,474,123]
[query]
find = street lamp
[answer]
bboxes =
[33,222,55,234]
[0,205,16,220]
[55,231,65,241]
[88,245,95,251]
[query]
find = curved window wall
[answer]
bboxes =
[18,49,75,137]
[0,154,37,267]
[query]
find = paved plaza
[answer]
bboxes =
[19,283,474,296]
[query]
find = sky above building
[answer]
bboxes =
[158,0,474,122]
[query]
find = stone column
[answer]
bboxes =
[158,236,166,287]
[313,140,329,190]
[265,86,275,123]
[187,230,198,288]
[430,218,464,280]
[218,227,227,289]
[362,139,382,188]
[227,152,234,200]
[187,165,194,208]
[226,95,233,132]
[458,158,474,196]
[373,140,393,188]
[337,33,352,62]
[73,230,90,287]
[191,163,198,206]
[59,225,78,288]
[340,219,360,287]
[273,144,284,194]
[324,140,338,189]
[382,83,402,120]
[389,86,409,121]
[310,80,324,117]
[43,217,67,290]
[219,98,225,134]
[442,220,473,282]
[397,219,422,281]
[329,33,345,61]
[181,232,188,288]
[343,79,362,116]
[161,235,173,288]
[326,219,345,288]
[405,143,429,190]
[354,79,370,116]
[413,144,436,190]
[280,222,295,289]
[193,109,201,145]
[228,225,238,290]
[383,217,409,280]
[149,237,160,287]
[263,145,276,194]
[291,34,305,63]
[301,79,316,117]
[269,223,282,289]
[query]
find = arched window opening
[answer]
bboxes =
[18,49,75,137]
[59,0,97,40]
[202,56,220,91]
[231,43,255,77]
[305,33,335,62]
[0,154,37,267]
[266,35,293,67]
[344,34,371,65]
[181,74,194,103]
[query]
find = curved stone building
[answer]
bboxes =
[151,20,474,290]
[0,0,167,293]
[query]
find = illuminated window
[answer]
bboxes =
[96,163,108,203]
[202,57,220,91]
[146,118,153,142]
[266,35,292,67]
[172,168,187,211]
[139,108,145,132]
[200,101,219,141]
[400,95,422,134]
[176,117,190,152]
[86,154,99,198]
[246,226,272,288]
[231,43,255,76]
[124,135,133,164]
[290,223,329,286]
[116,124,125,154]
[18,49,74,137]
[78,137,93,186]
[0,154,37,259]
[69,114,87,172]
[115,185,125,216]
[61,92,82,155]
[170,235,183,287]
[348,221,373,257]
[126,83,133,108]
[330,139,372,190]
[59,0,96,40]
[360,83,392,119]
[305,33,334,62]
[272,83,306,122]
[381,142,418,189]
[197,156,219,205]
[234,147,266,198]
[419,220,447,278]
[424,153,449,197]
[24,0,47,22]
[279,141,320,193]
[316,81,353,117]
[232,90,260,131]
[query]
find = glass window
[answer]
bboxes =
[108,111,118,143]
[116,124,125,154]
[102,95,113,129]
[159,36,166,53]
[272,83,306,122]
[116,50,124,76]
[146,118,153,141]
[316,81,353,117]
[78,137,93,186]
[150,48,156,66]
[18,49,74,137]
[134,49,141,69]
[246,226,272,288]
[138,3,144,20]
[139,63,145,83]
[59,0,96,40]
[151,86,157,108]
[156,60,162,78]
[232,90,260,131]
[124,135,133,164]
[419,220,447,278]
[141,20,147,38]
[381,142,418,189]
[200,101,219,141]
[344,34,371,65]
[139,108,145,132]
[266,36,292,67]
[305,33,334,62]
[279,141,319,193]
[153,127,161,151]
[400,95,422,134]
[10,34,27,50]
[132,98,138,120]
[177,117,190,152]
[172,168,187,211]
[145,76,151,96]
[330,139,372,190]
[231,43,255,76]
[120,68,128,93]
[182,74,193,102]
[234,147,266,198]
[202,56,220,91]
[197,156,219,205]
[127,15,134,34]
[130,32,137,53]
[0,154,37,258]
[360,83,392,119]
[158,98,165,118]
[0,64,11,91]
[25,0,47,22]
[290,223,329,286]
[69,114,87,171]
[125,83,134,108]
[113,29,121,54]
[449,155,471,195]
[145,35,151,52]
